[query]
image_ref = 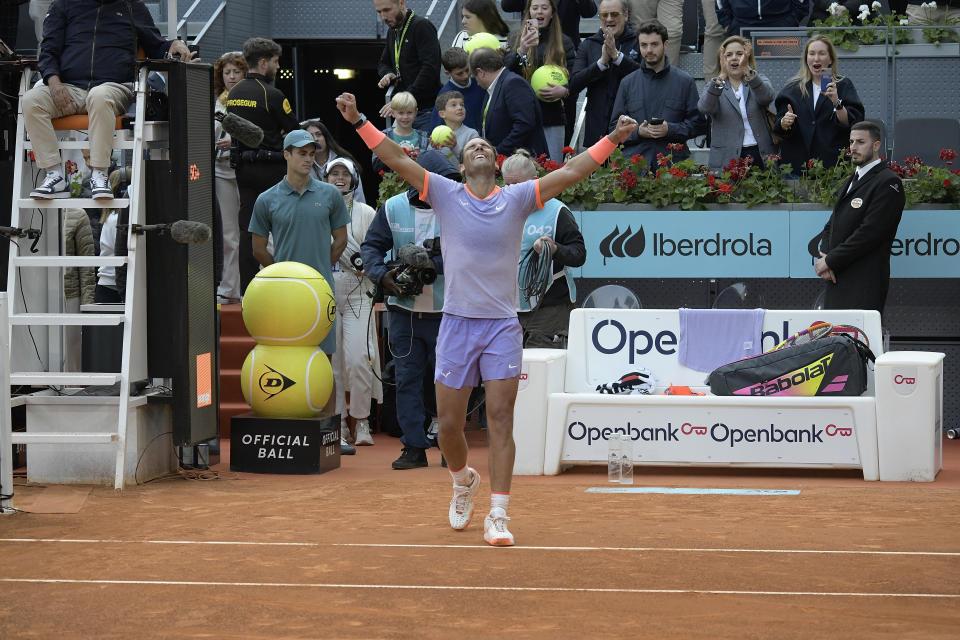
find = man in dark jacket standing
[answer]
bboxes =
[25,0,192,199]
[570,0,640,146]
[815,121,904,314]
[374,0,442,130]
[608,20,702,168]
[716,0,807,36]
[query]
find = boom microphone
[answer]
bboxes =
[215,111,264,148]
[397,242,432,269]
[130,220,212,244]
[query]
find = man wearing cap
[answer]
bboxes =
[249,129,354,451]
[360,149,456,470]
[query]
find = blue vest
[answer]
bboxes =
[384,194,445,312]
[517,199,577,311]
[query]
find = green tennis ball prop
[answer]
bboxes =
[241,344,334,418]
[430,125,454,148]
[531,65,568,102]
[242,262,336,346]
[464,32,500,54]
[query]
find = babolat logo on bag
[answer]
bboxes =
[707,335,871,398]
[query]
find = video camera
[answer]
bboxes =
[384,237,440,298]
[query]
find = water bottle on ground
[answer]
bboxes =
[607,435,622,483]
[619,433,634,485]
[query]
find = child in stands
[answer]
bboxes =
[433,90,479,169]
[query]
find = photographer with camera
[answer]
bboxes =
[360,150,457,470]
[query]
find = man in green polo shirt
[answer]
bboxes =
[249,129,352,449]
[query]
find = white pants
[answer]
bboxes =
[702,0,726,79]
[22,81,133,170]
[215,171,241,300]
[331,271,383,421]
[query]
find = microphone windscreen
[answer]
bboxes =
[170,220,212,244]
[219,112,265,148]
[397,243,432,269]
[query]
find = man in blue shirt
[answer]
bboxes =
[249,130,353,447]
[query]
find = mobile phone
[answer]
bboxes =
[649,117,664,125]
[526,18,538,31]
[820,72,833,92]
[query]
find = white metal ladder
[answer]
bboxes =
[1,66,157,494]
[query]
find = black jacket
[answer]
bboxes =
[376,10,442,112]
[503,29,576,128]
[482,68,549,157]
[819,162,905,313]
[501,0,597,48]
[39,0,171,89]
[774,77,864,173]
[226,73,300,153]
[569,27,641,147]
[716,0,807,26]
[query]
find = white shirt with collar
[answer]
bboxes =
[847,157,882,193]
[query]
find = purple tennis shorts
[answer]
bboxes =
[434,314,523,389]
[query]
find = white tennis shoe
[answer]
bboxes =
[483,507,514,546]
[448,467,480,530]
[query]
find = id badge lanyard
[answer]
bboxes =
[393,11,414,81]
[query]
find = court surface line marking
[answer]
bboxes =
[1,539,958,556]
[1,578,958,598]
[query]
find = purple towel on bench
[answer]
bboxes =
[678,308,765,373]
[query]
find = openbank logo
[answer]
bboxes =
[598,225,773,263]
[567,420,849,447]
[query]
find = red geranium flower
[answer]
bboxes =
[945,179,952,189]
[561,146,575,155]
[718,183,734,193]
[939,148,957,164]
[631,154,643,164]
[378,169,385,177]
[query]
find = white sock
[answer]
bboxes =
[450,465,472,486]
[490,492,509,513]
[91,168,108,180]
[45,167,63,178]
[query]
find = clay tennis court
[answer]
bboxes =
[2,432,959,639]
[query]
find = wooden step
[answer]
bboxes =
[220,336,255,370]
[219,401,251,438]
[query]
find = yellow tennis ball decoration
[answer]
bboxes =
[242,261,335,346]
[464,31,500,54]
[241,344,334,418]
[430,125,454,148]
[530,65,568,102]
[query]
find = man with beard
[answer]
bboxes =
[227,37,299,293]
[814,121,905,314]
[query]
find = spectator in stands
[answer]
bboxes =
[323,157,383,448]
[432,90,480,169]
[360,150,455,470]
[502,0,598,48]
[505,0,576,162]
[63,206,95,371]
[301,118,367,204]
[214,52,247,305]
[698,36,776,171]
[470,46,549,156]
[906,0,960,26]
[453,0,511,48]
[429,47,489,132]
[374,0,443,130]
[626,0,683,69]
[774,34,864,174]
[570,0,640,147]
[609,20,703,167]
[716,0,807,37]
[372,91,431,174]
[25,0,193,200]
[94,169,129,304]
[503,150,585,348]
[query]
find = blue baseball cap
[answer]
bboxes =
[283,129,316,149]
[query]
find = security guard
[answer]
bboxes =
[226,37,299,293]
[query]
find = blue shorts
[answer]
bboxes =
[434,314,523,389]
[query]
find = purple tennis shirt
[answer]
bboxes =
[421,172,542,319]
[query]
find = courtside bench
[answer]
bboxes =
[513,309,944,481]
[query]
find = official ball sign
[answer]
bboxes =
[230,412,341,474]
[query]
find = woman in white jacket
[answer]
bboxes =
[323,158,383,446]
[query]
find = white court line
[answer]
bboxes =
[1,578,958,598]
[1,538,958,556]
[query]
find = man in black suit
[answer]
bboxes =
[469,47,548,157]
[815,121,905,314]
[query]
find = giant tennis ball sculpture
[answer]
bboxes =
[463,31,500,54]
[241,344,334,418]
[242,261,335,346]
[531,65,568,102]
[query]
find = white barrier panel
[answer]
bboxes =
[543,394,879,479]
[513,349,566,475]
[875,351,945,481]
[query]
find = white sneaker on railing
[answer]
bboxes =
[30,171,70,199]
[354,419,374,446]
[90,169,112,199]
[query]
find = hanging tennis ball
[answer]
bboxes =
[242,261,335,346]
[240,344,334,418]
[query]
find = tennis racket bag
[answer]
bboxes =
[706,335,874,397]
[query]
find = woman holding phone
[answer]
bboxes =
[504,0,576,163]
[774,35,864,174]
[698,36,777,172]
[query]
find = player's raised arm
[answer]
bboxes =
[538,115,638,202]
[336,93,426,193]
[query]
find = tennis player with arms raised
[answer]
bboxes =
[338,91,637,546]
